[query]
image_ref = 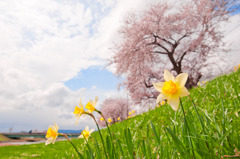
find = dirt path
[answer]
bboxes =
[0,142,17,147]
[0,134,46,147]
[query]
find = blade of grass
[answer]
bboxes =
[150,120,160,145]
[106,135,112,159]
[94,137,101,159]
[180,100,195,159]
[116,139,124,158]
[189,96,205,133]
[141,140,147,158]
[124,128,134,159]
[166,127,190,158]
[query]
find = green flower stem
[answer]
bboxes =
[98,112,113,141]
[59,133,83,159]
[88,113,108,159]
[98,111,116,158]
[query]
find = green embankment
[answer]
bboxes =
[0,69,239,158]
[0,134,9,142]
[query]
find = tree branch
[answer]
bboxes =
[153,51,168,54]
[147,34,170,53]
[177,51,188,66]
[153,34,173,47]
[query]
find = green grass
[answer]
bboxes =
[0,69,239,159]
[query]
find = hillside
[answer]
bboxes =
[0,69,239,158]
[0,134,10,142]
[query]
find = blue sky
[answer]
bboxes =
[0,0,239,132]
[64,66,122,91]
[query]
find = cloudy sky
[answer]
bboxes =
[0,0,239,132]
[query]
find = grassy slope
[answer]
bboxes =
[0,134,10,142]
[0,70,239,158]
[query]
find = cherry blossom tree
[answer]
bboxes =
[97,97,130,127]
[110,0,239,105]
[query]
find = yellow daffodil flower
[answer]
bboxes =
[129,112,132,115]
[85,96,98,113]
[153,70,190,111]
[132,110,135,114]
[108,117,112,123]
[117,117,120,121]
[202,81,205,84]
[78,126,94,141]
[73,99,87,125]
[100,117,104,121]
[161,100,166,105]
[238,64,240,68]
[45,122,59,145]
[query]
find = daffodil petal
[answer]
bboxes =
[95,96,98,104]
[164,70,175,82]
[52,137,57,144]
[153,82,164,92]
[85,126,89,131]
[79,99,83,107]
[74,114,78,118]
[78,135,83,138]
[176,73,188,87]
[75,115,81,125]
[89,99,94,105]
[89,129,94,133]
[45,137,54,145]
[168,96,180,111]
[156,93,168,103]
[177,87,190,97]
[45,140,51,145]
[54,122,58,131]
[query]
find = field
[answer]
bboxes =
[0,69,239,158]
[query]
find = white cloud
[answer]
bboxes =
[0,0,106,131]
[222,14,240,65]
[0,0,239,132]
